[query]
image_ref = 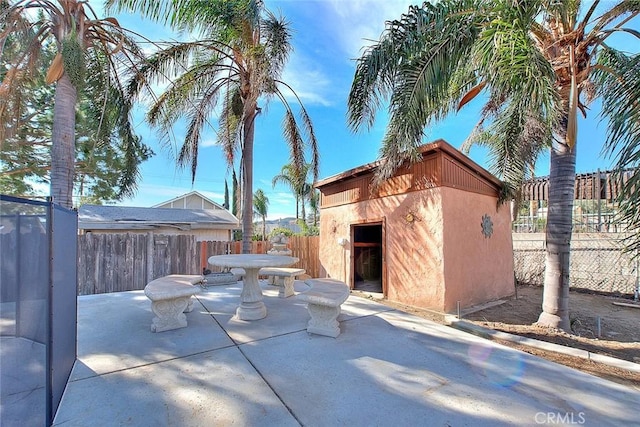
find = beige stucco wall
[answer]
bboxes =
[440,188,514,312]
[319,187,514,313]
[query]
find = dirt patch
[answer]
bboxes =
[365,286,640,389]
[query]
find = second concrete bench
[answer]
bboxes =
[298,278,350,338]
[260,267,306,298]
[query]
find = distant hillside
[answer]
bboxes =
[262,217,301,235]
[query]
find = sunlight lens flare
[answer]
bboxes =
[468,343,525,388]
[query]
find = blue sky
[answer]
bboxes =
[112,0,639,220]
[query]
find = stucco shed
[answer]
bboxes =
[315,139,514,314]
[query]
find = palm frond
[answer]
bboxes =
[273,80,319,181]
[349,0,488,182]
[589,0,640,36]
[594,48,640,166]
[217,85,243,167]
[261,10,291,80]
[593,48,640,255]
[281,109,305,173]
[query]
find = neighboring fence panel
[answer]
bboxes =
[289,235,320,278]
[513,233,638,295]
[196,240,232,273]
[79,233,200,295]
[152,234,199,280]
[198,239,320,277]
[78,234,320,294]
[79,233,147,295]
[227,240,270,255]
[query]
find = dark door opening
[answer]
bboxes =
[352,223,383,293]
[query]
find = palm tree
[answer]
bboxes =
[309,188,320,227]
[272,162,312,222]
[1,0,147,208]
[108,0,319,254]
[347,0,640,331]
[253,188,269,241]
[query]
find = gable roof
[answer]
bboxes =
[152,191,225,210]
[79,205,239,231]
[315,139,501,189]
[314,139,503,209]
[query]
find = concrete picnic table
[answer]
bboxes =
[207,254,299,320]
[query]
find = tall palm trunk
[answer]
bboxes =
[538,118,576,331]
[50,74,77,209]
[241,107,257,254]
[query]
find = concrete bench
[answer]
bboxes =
[144,275,203,332]
[260,267,306,298]
[298,278,350,338]
[230,268,246,278]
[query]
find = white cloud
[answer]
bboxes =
[197,189,224,202]
[269,191,296,205]
[326,0,415,58]
[278,57,333,106]
[266,211,296,221]
[201,138,218,148]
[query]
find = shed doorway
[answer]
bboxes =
[352,223,383,294]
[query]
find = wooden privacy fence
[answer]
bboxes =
[78,233,320,295]
[200,236,320,276]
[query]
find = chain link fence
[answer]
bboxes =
[513,233,639,296]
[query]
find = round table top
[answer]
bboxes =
[207,254,299,269]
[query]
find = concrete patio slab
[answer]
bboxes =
[72,291,234,380]
[54,347,298,426]
[50,281,640,427]
[0,337,46,427]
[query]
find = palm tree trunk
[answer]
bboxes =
[241,109,257,254]
[262,218,266,242]
[50,74,77,209]
[538,133,576,331]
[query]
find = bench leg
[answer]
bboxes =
[306,303,341,338]
[150,296,191,332]
[279,277,295,298]
[184,296,194,313]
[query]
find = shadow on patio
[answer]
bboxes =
[5,281,638,426]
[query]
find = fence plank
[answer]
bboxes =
[289,236,320,278]
[133,234,147,290]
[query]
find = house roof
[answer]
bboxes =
[78,205,239,231]
[315,139,502,189]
